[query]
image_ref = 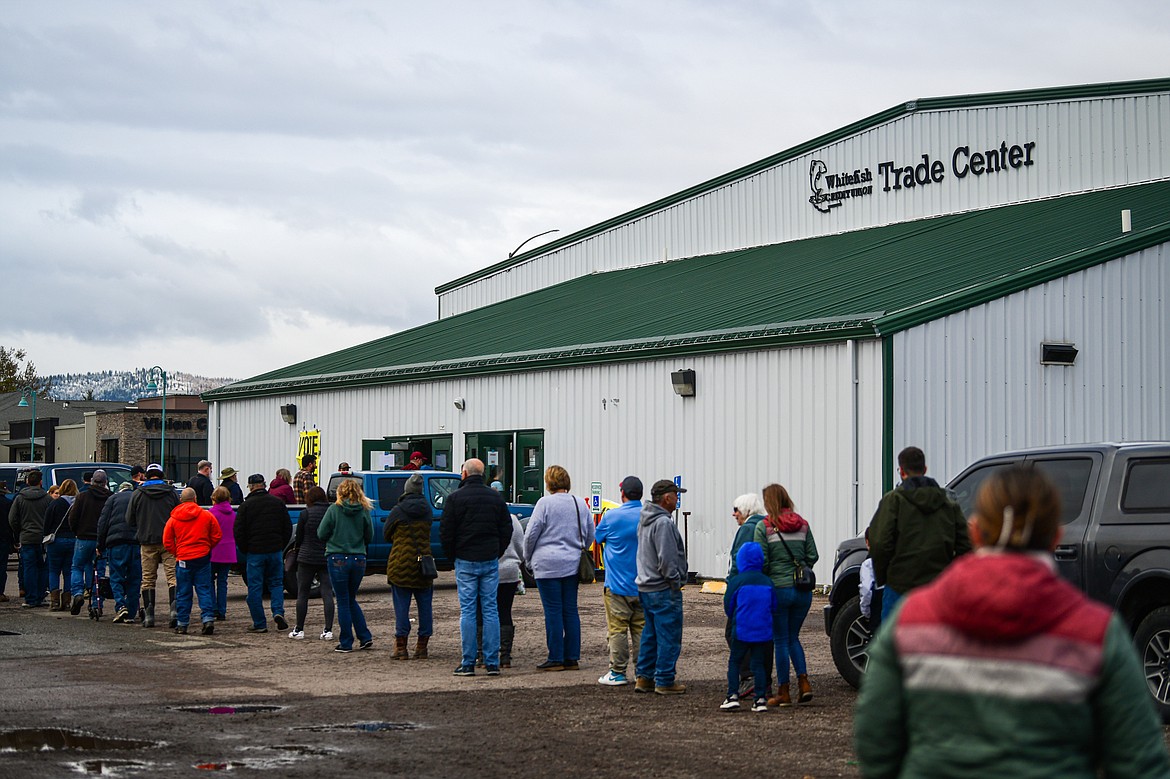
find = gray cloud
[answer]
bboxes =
[1,0,1167,378]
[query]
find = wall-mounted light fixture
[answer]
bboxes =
[280,404,297,424]
[1040,343,1079,366]
[671,369,696,397]
[453,397,466,411]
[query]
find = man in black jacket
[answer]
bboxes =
[98,477,143,623]
[188,460,214,505]
[235,474,292,633]
[440,458,512,676]
[126,463,180,628]
[67,469,112,615]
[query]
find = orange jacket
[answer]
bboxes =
[163,501,223,561]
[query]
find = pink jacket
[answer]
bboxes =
[208,501,237,564]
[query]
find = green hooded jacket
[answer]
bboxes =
[868,476,970,594]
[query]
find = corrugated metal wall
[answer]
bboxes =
[894,242,1169,484]
[209,339,886,581]
[441,93,1170,318]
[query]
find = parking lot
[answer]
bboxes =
[0,573,864,777]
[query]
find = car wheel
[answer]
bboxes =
[830,595,872,689]
[1134,606,1170,723]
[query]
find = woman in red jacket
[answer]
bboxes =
[164,487,222,636]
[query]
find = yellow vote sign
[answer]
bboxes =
[297,429,321,469]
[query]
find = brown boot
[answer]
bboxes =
[797,674,813,703]
[392,636,410,660]
[768,683,792,707]
[412,635,429,660]
[49,589,62,612]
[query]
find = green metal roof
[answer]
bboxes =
[436,77,1170,294]
[206,180,1170,401]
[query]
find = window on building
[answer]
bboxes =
[148,439,208,484]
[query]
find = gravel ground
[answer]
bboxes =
[6,572,1169,777]
[0,574,862,777]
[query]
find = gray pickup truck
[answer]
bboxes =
[825,442,1170,720]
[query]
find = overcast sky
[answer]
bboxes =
[2,1,1166,382]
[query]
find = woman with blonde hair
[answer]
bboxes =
[317,478,374,653]
[43,479,79,611]
[856,465,1170,777]
[752,483,818,708]
[524,465,595,671]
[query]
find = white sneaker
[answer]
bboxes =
[320,630,334,640]
[288,629,305,640]
[597,671,629,686]
[720,695,742,711]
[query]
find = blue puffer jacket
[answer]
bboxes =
[724,542,778,642]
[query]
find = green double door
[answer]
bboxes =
[465,429,544,505]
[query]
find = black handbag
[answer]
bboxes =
[283,545,298,573]
[575,499,595,584]
[418,554,438,580]
[778,533,816,592]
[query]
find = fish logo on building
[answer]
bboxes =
[809,160,875,213]
[809,160,840,213]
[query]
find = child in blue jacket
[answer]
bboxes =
[721,542,778,712]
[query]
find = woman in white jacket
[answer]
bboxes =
[523,465,595,671]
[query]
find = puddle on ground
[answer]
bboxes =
[293,721,421,733]
[194,743,337,771]
[66,758,156,776]
[0,728,157,752]
[172,705,285,715]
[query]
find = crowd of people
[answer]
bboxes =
[4,446,1170,775]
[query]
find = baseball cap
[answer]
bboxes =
[247,473,266,485]
[410,451,425,460]
[146,463,164,477]
[619,476,643,500]
[650,479,687,501]
[91,469,108,485]
[130,465,147,478]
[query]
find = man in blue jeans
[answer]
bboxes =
[97,478,144,623]
[67,469,112,615]
[9,470,52,608]
[234,474,292,633]
[635,480,689,695]
[440,458,512,677]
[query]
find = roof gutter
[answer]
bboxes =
[204,317,881,402]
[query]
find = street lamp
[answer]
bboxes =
[16,386,36,462]
[507,229,559,259]
[145,366,167,478]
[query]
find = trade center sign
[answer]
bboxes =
[809,139,1037,213]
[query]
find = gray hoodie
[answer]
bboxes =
[8,485,51,544]
[635,501,688,593]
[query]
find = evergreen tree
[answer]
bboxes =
[0,346,50,396]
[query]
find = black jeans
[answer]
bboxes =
[294,562,335,633]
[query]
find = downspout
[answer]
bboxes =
[882,336,895,493]
[212,401,221,473]
[848,339,860,535]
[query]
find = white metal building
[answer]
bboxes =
[206,78,1170,580]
